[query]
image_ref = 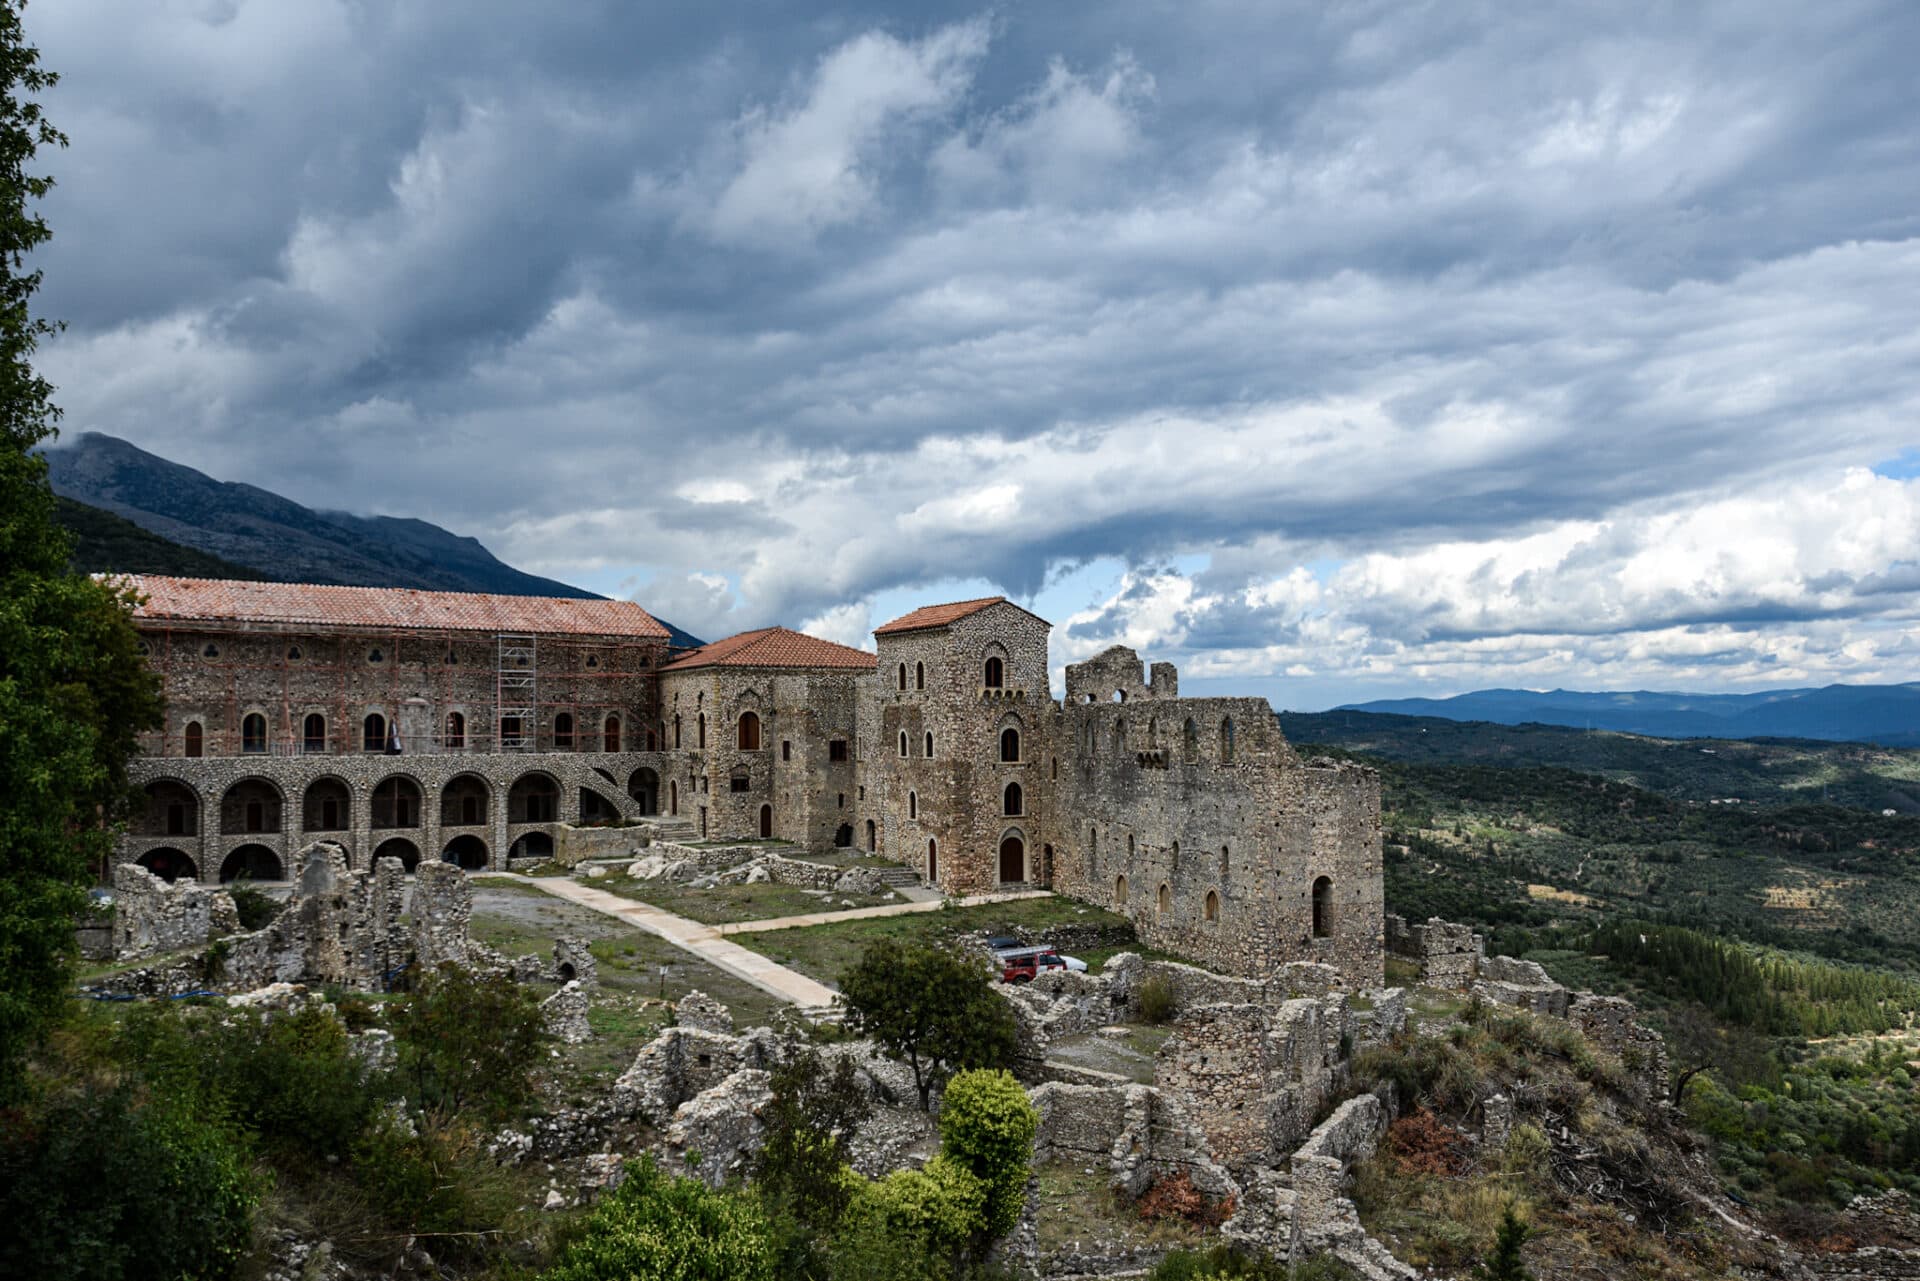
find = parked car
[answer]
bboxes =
[998,946,1061,983]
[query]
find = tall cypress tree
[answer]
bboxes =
[0,0,162,1093]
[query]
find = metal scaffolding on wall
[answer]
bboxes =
[495,634,537,751]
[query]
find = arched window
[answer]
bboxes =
[1183,718,1199,759]
[555,712,575,750]
[1312,876,1334,938]
[604,715,621,753]
[287,645,302,661]
[184,721,203,758]
[1205,890,1220,923]
[241,713,266,755]
[983,656,1004,689]
[501,714,524,748]
[646,727,658,750]
[1157,883,1171,918]
[927,838,938,880]
[1221,845,1230,879]
[738,711,762,751]
[1050,756,1057,780]
[899,731,909,758]
[1113,719,1126,750]
[898,663,908,691]
[363,714,387,753]
[697,713,707,749]
[1127,833,1135,857]
[202,643,218,658]
[302,713,326,754]
[908,791,918,819]
[924,732,934,758]
[674,715,683,748]
[445,711,465,750]
[1003,782,1023,816]
[1171,840,1181,869]
[1221,717,1235,762]
[1000,727,1020,762]
[1114,875,1129,907]
[915,661,925,690]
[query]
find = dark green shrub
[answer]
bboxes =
[390,962,547,1120]
[214,1005,384,1164]
[352,1116,529,1256]
[0,1084,259,1281]
[1137,975,1177,1025]
[226,878,283,930]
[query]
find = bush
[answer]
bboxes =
[937,1068,1038,1240]
[351,1115,530,1261]
[390,962,547,1120]
[225,878,283,931]
[541,1154,774,1281]
[1137,974,1177,1025]
[1136,1171,1234,1228]
[858,1155,989,1268]
[215,1005,384,1164]
[0,1083,259,1281]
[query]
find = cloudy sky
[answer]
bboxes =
[26,1,1920,707]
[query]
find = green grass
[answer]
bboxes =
[735,895,1135,987]
[592,875,899,924]
[1031,1163,1205,1257]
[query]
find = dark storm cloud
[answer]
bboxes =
[24,0,1920,690]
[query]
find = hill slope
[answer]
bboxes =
[56,496,269,581]
[1339,683,1920,747]
[43,432,595,599]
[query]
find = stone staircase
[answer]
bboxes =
[868,866,924,890]
[648,817,698,844]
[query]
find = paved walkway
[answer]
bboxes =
[498,874,1053,1008]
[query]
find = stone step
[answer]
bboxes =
[868,867,923,887]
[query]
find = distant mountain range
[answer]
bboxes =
[42,432,704,647]
[1338,684,1920,747]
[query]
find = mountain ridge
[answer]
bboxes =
[1337,681,1920,746]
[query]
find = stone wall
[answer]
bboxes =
[1155,999,1342,1175]
[1385,913,1481,988]
[110,861,241,960]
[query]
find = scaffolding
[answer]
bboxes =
[496,634,537,752]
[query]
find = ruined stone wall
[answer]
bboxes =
[1049,646,1384,988]
[1154,998,1342,1175]
[1385,914,1481,988]
[861,602,1055,895]
[110,861,240,959]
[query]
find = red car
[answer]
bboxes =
[999,946,1066,984]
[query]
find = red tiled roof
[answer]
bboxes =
[872,595,1049,635]
[663,626,877,672]
[119,575,671,639]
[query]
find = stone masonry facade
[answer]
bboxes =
[117,580,1384,987]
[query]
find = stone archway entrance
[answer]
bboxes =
[998,835,1025,885]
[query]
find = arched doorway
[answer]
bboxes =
[509,773,561,823]
[834,823,853,848]
[372,776,423,829]
[136,848,196,883]
[1312,876,1334,938]
[759,804,773,839]
[581,786,617,825]
[509,832,554,861]
[998,834,1025,885]
[220,778,283,835]
[304,777,351,831]
[1114,874,1128,907]
[440,774,490,827]
[372,837,420,873]
[865,819,877,852]
[927,838,939,883]
[140,780,199,838]
[628,767,659,815]
[220,844,283,883]
[668,780,679,815]
[443,834,489,870]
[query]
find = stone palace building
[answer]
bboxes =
[116,577,1384,984]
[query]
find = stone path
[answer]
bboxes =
[714,889,1054,936]
[498,873,1052,1009]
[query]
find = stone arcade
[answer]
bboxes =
[117,578,1384,986]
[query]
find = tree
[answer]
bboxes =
[0,0,163,1095]
[541,1154,774,1281]
[839,939,1020,1110]
[1475,1204,1533,1281]
[755,1040,873,1275]
[389,962,548,1120]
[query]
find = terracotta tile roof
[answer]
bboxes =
[872,595,1049,635]
[663,626,877,672]
[119,575,671,639]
